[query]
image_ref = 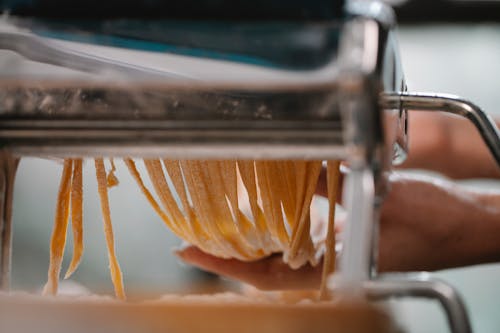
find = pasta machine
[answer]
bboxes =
[0,0,500,332]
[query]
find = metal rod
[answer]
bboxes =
[7,145,348,160]
[381,92,500,167]
[0,150,18,290]
[365,273,473,333]
[0,119,346,159]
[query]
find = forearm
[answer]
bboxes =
[462,192,500,266]
[402,112,500,179]
[378,175,500,272]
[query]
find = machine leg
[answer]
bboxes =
[0,150,18,291]
[336,166,375,294]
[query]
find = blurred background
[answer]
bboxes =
[391,22,500,333]
[3,0,500,332]
[389,2,500,332]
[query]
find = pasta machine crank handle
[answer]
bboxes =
[381,92,500,168]
[364,273,473,333]
[0,150,19,291]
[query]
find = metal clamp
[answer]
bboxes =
[381,92,500,167]
[365,273,472,333]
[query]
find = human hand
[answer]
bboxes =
[176,173,500,290]
[376,173,499,272]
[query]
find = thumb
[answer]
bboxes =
[175,246,322,291]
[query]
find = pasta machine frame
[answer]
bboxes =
[1,1,500,333]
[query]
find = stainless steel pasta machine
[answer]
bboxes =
[0,1,499,332]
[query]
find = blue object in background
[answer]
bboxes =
[1,0,345,70]
[30,21,341,70]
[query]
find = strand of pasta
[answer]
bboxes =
[290,161,322,248]
[162,159,209,243]
[237,161,275,251]
[293,161,307,225]
[203,161,244,243]
[143,159,191,240]
[264,162,291,245]
[287,212,316,269]
[194,161,255,261]
[278,161,298,226]
[288,161,322,267]
[219,161,265,256]
[271,161,295,226]
[107,158,119,188]
[124,159,193,243]
[282,161,314,267]
[319,161,341,300]
[203,161,261,258]
[95,158,125,300]
[181,160,246,259]
[43,159,73,295]
[255,161,287,248]
[64,158,83,279]
[288,160,311,266]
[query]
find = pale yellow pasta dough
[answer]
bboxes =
[45,158,340,300]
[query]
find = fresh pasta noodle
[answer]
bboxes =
[163,159,206,242]
[220,161,264,254]
[95,158,125,300]
[64,158,83,279]
[255,161,289,248]
[127,159,334,270]
[107,158,119,188]
[288,161,323,268]
[125,158,193,242]
[44,158,341,300]
[43,159,73,296]
[144,159,190,238]
[319,161,341,300]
